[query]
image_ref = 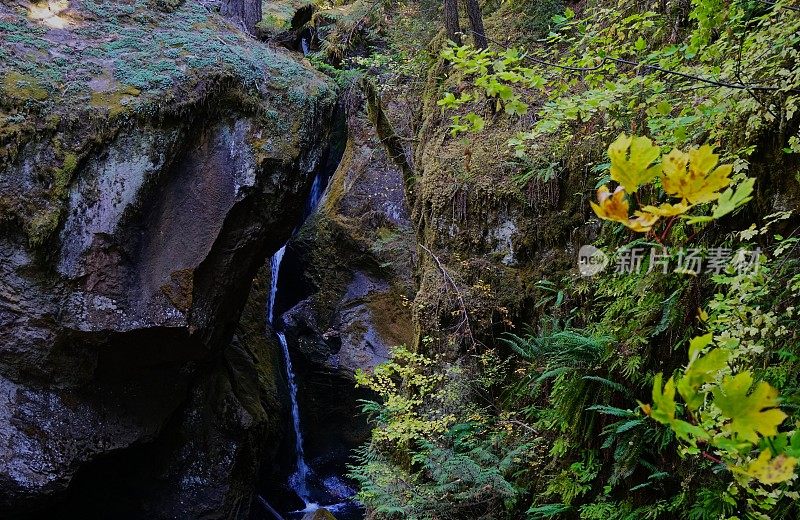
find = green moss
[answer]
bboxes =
[148,0,184,12]
[90,85,141,118]
[235,265,285,416]
[365,287,414,348]
[51,152,78,200]
[2,71,49,101]
[0,0,333,248]
[26,207,61,248]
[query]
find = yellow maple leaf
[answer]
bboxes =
[590,185,629,222]
[736,450,798,485]
[713,372,787,443]
[624,210,660,232]
[608,133,662,193]
[640,201,691,217]
[661,145,733,205]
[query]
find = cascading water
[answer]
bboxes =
[268,247,316,511]
[263,170,359,518]
[300,28,313,56]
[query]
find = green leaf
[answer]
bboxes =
[787,431,800,458]
[712,372,787,443]
[586,405,637,418]
[678,345,730,411]
[607,133,661,193]
[671,418,710,445]
[685,178,755,224]
[437,92,457,109]
[649,373,676,424]
[710,177,755,219]
[687,333,713,363]
[504,99,529,116]
[465,113,485,132]
[655,100,671,115]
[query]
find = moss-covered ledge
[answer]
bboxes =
[0,0,335,248]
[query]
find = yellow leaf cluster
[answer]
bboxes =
[590,185,659,232]
[590,134,742,234]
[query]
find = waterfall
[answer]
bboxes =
[278,331,314,508]
[268,245,286,325]
[269,245,318,512]
[266,172,324,514]
[264,143,360,518]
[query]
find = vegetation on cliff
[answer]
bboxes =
[296,0,800,518]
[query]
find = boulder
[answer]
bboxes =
[0,1,335,517]
[301,507,338,520]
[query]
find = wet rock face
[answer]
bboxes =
[278,97,416,382]
[0,108,332,518]
[284,271,408,377]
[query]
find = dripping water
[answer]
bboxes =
[300,28,312,56]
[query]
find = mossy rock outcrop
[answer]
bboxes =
[0,1,335,517]
[301,507,338,520]
[280,86,416,380]
[257,0,316,45]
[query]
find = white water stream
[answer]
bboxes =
[265,172,354,517]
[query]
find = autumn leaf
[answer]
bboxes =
[713,372,787,443]
[661,145,733,204]
[736,450,798,484]
[608,133,661,193]
[590,186,660,232]
[624,210,659,232]
[640,201,691,217]
[590,185,629,222]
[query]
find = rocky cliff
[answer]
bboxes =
[264,84,415,510]
[0,1,335,517]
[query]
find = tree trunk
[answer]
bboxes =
[220,0,262,35]
[464,0,487,49]
[443,0,461,45]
